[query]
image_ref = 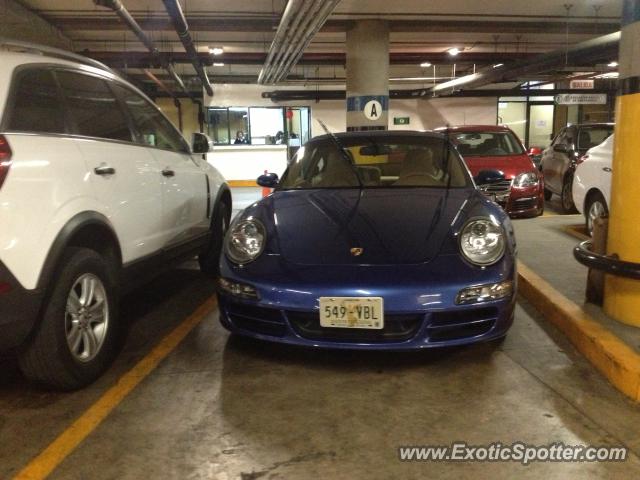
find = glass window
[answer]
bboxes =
[229,108,249,144]
[280,136,470,189]
[56,71,132,142]
[6,69,65,134]
[207,108,230,144]
[249,107,285,145]
[577,126,614,151]
[497,100,526,142]
[112,84,188,153]
[451,131,525,157]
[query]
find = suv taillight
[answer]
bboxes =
[576,154,589,165]
[0,135,12,190]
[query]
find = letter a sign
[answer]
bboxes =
[363,100,383,121]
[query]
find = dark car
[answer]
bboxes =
[217,131,517,350]
[443,125,544,218]
[540,123,614,212]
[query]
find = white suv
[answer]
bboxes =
[0,42,230,389]
[572,133,613,235]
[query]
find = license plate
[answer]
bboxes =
[319,297,384,329]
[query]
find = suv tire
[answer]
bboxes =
[18,247,119,390]
[544,188,553,201]
[561,176,578,214]
[199,202,230,277]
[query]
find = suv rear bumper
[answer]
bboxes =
[0,261,43,351]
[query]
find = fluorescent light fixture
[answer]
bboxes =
[213,62,225,67]
[447,47,461,56]
[492,63,504,68]
[210,47,224,55]
[420,61,432,68]
[432,72,482,91]
[593,72,619,79]
[607,61,618,67]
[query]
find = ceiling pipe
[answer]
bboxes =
[264,0,320,84]
[93,0,191,98]
[161,0,214,97]
[270,0,341,83]
[258,0,303,84]
[259,0,341,84]
[427,31,620,96]
[261,87,614,102]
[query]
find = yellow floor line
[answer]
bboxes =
[518,261,640,402]
[13,296,218,480]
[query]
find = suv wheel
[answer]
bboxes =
[544,188,553,201]
[585,192,608,236]
[19,247,119,390]
[561,177,578,214]
[199,202,230,277]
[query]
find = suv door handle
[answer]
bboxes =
[94,165,116,176]
[603,167,612,173]
[162,169,175,177]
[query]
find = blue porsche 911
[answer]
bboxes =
[217,130,517,349]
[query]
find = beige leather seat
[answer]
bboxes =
[394,148,443,186]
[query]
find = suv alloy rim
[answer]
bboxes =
[65,273,109,363]
[588,200,606,235]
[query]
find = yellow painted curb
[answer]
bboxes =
[518,260,640,402]
[228,180,258,187]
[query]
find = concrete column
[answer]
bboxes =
[345,20,389,131]
[603,0,640,326]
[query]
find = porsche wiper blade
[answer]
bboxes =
[316,119,363,188]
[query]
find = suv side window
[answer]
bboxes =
[5,68,66,134]
[56,70,133,142]
[111,84,189,153]
[552,128,566,146]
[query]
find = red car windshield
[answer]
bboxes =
[451,131,525,157]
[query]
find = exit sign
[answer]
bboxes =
[393,116,410,125]
[570,79,595,89]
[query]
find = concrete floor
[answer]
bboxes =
[2,206,640,478]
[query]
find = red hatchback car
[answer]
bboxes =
[442,125,544,218]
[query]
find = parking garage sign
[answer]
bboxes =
[363,99,383,120]
[555,93,607,105]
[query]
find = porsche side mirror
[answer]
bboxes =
[257,172,279,188]
[192,132,211,153]
[476,169,505,185]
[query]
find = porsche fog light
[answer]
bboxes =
[456,280,514,305]
[225,218,266,265]
[513,172,539,188]
[459,218,506,266]
[218,277,259,299]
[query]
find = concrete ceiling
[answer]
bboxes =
[2,0,624,92]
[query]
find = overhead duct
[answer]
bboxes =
[161,0,214,97]
[93,0,190,98]
[258,0,341,84]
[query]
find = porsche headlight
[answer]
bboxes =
[224,218,266,265]
[513,172,539,188]
[459,218,506,266]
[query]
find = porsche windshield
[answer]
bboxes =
[279,135,472,189]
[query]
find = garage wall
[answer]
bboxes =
[194,84,498,136]
[155,98,201,143]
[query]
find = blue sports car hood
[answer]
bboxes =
[256,188,475,266]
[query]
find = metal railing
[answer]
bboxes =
[574,240,640,280]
